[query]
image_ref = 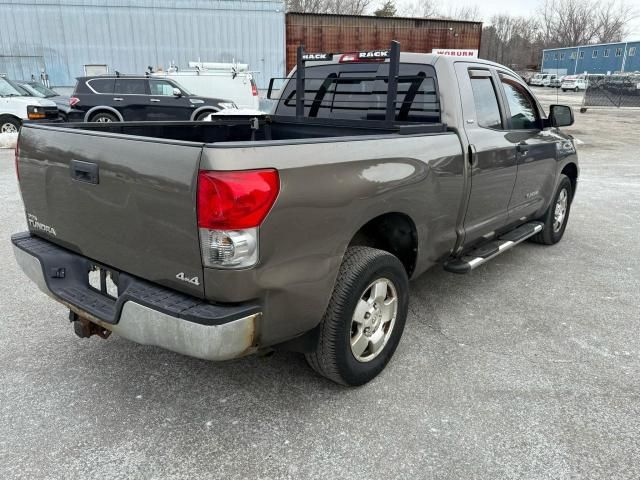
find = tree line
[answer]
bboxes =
[286,0,637,70]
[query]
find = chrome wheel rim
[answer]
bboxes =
[350,277,398,363]
[95,116,112,123]
[553,188,568,233]
[1,122,18,133]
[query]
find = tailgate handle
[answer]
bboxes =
[70,160,99,184]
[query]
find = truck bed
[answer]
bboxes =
[54,115,446,144]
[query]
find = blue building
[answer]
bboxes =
[542,41,640,75]
[0,0,286,89]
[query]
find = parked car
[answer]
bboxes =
[18,81,72,121]
[0,76,59,133]
[68,75,237,122]
[549,76,564,88]
[12,49,578,386]
[561,76,589,92]
[152,62,260,110]
[542,74,558,87]
[529,73,549,86]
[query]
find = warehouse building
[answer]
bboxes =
[542,41,640,75]
[286,13,482,73]
[0,0,286,89]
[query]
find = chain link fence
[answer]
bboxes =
[581,73,640,112]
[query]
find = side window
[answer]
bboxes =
[149,80,177,96]
[469,73,502,129]
[88,78,114,94]
[500,75,540,130]
[114,79,146,95]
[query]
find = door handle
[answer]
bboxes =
[150,98,160,102]
[113,97,123,101]
[70,160,99,184]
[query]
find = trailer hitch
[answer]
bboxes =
[69,311,112,339]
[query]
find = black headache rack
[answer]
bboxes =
[268,41,446,135]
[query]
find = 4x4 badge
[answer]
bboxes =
[176,272,200,286]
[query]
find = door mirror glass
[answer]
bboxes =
[172,87,182,97]
[549,104,574,127]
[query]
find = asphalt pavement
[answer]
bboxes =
[0,91,639,479]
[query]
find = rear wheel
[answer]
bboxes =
[531,174,573,245]
[305,246,409,386]
[90,112,118,123]
[0,116,20,133]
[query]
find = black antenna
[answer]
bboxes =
[296,45,305,118]
[385,40,401,124]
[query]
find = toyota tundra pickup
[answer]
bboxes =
[12,44,579,386]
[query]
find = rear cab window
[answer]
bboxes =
[275,62,440,123]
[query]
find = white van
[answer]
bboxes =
[151,63,260,110]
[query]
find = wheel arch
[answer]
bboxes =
[84,106,124,122]
[347,212,419,277]
[561,162,578,198]
[190,106,219,121]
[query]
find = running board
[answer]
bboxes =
[444,222,544,274]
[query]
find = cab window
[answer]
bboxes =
[499,75,540,130]
[469,73,502,129]
[149,80,177,96]
[114,79,146,95]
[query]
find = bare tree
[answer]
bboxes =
[398,0,439,18]
[286,0,372,14]
[596,0,637,42]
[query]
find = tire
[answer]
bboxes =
[305,246,409,386]
[531,174,573,245]
[0,116,21,134]
[90,112,119,123]
[574,87,579,92]
[562,89,567,92]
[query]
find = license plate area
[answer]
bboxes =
[88,265,119,300]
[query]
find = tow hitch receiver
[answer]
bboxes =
[69,311,112,339]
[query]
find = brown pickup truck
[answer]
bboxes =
[12,45,579,385]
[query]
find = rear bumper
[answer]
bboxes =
[12,232,261,361]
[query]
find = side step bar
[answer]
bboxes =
[444,222,544,274]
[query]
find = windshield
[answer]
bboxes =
[21,82,58,97]
[0,77,28,96]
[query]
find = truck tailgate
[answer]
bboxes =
[17,125,205,297]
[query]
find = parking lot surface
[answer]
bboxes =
[1,90,639,479]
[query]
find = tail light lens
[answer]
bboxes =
[250,79,258,97]
[69,97,80,107]
[197,169,279,268]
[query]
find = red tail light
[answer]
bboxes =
[14,141,19,181]
[197,169,279,230]
[250,80,258,97]
[69,97,80,107]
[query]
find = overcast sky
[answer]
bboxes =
[394,0,640,40]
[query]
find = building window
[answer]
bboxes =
[629,47,636,56]
[570,52,577,60]
[579,51,585,59]
[603,48,610,57]
[592,50,598,58]
[554,53,559,60]
[560,53,565,60]
[615,48,623,57]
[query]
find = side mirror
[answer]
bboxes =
[549,104,574,127]
[172,87,182,97]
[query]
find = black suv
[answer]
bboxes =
[68,76,235,122]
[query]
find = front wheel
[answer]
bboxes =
[195,111,216,121]
[0,116,20,134]
[575,87,579,92]
[305,246,409,386]
[531,174,573,245]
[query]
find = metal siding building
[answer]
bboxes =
[0,0,286,88]
[542,41,640,75]
[286,13,482,74]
